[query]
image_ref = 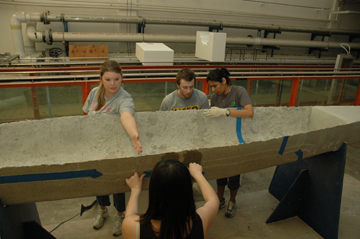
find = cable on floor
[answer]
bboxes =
[49,199,98,233]
[49,213,80,233]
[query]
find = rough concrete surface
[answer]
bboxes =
[1,106,360,205]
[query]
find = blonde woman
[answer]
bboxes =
[83,60,142,236]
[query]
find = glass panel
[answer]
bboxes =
[0,87,36,122]
[298,79,332,106]
[36,86,84,119]
[208,79,292,107]
[339,78,359,104]
[250,80,278,107]
[278,80,292,106]
[123,81,204,112]
[2,78,357,123]
[297,78,360,106]
[91,83,98,90]
[122,82,177,112]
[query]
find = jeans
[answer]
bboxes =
[96,193,125,212]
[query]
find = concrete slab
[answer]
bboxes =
[1,106,360,205]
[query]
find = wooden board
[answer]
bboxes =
[68,45,108,75]
[69,45,108,62]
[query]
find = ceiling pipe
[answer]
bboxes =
[13,11,360,58]
[39,12,360,36]
[330,11,360,15]
[24,22,36,55]
[10,12,41,57]
[26,26,360,49]
[0,0,333,23]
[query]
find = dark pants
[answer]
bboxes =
[216,174,241,190]
[96,193,125,212]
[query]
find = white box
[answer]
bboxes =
[195,31,227,62]
[136,43,174,66]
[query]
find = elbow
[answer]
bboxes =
[249,111,254,118]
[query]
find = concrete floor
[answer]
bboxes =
[37,141,360,239]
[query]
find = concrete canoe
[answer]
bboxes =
[0,106,359,205]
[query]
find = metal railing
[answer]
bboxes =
[1,64,359,123]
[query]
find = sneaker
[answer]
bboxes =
[112,214,125,236]
[225,201,236,218]
[92,208,109,229]
[219,198,225,209]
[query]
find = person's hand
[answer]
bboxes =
[204,107,227,117]
[126,172,145,191]
[132,134,142,154]
[188,162,203,178]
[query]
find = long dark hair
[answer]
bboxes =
[140,159,196,239]
[206,67,232,85]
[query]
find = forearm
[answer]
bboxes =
[125,189,141,217]
[120,112,139,138]
[193,174,218,203]
[228,104,254,118]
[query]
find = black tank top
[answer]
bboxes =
[139,213,204,239]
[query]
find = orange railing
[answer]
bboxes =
[1,64,359,122]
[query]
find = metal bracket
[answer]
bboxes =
[137,18,146,33]
[349,35,359,43]
[310,33,331,41]
[62,19,69,57]
[209,24,223,32]
[263,30,281,57]
[264,29,281,39]
[309,47,329,58]
[41,11,51,25]
[60,13,65,23]
[44,29,53,45]
[308,33,331,58]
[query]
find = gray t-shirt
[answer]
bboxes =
[160,89,210,111]
[83,86,135,115]
[210,85,252,108]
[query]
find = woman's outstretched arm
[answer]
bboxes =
[120,111,142,154]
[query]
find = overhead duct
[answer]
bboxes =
[25,25,360,49]
[11,11,360,58]
[35,12,360,36]
[10,12,41,57]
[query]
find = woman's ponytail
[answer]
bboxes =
[95,81,106,111]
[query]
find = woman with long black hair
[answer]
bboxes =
[122,159,219,239]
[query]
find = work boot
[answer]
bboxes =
[92,208,109,229]
[112,214,125,236]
